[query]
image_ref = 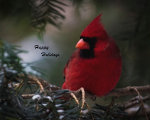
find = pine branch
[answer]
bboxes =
[29,0,67,30]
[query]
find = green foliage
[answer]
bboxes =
[29,0,67,38]
[0,40,26,74]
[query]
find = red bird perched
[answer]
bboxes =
[62,14,122,96]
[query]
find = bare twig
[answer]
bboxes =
[107,85,150,97]
[28,75,44,93]
[123,95,150,109]
[70,92,80,105]
[22,94,35,99]
[130,87,149,120]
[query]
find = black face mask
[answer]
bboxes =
[79,36,97,58]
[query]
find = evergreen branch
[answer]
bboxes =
[29,0,67,30]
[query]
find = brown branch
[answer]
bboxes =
[107,85,150,97]
[125,104,150,117]
[123,95,150,109]
[123,87,149,120]
[28,75,44,93]
[22,94,35,99]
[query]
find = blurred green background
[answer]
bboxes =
[0,0,150,88]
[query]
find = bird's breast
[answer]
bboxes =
[64,43,122,96]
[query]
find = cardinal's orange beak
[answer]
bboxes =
[75,39,90,50]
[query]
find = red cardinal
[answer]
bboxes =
[62,14,122,96]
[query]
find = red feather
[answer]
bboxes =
[62,14,122,96]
